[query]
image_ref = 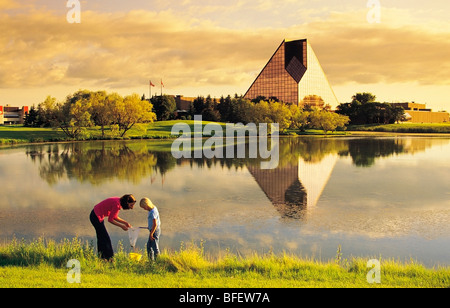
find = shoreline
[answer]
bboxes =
[2,129,450,146]
[1,237,449,288]
[346,130,450,137]
[2,122,450,147]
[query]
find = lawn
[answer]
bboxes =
[349,123,450,134]
[1,238,449,288]
[0,121,228,145]
[0,125,68,143]
[2,122,450,147]
[0,121,351,146]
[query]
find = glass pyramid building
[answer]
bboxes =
[244,39,339,109]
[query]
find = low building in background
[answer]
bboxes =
[392,103,449,124]
[0,105,29,125]
[174,95,196,117]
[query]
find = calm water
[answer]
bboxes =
[1,136,450,267]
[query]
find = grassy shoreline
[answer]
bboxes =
[0,121,349,146]
[348,123,450,134]
[1,238,449,288]
[2,122,450,146]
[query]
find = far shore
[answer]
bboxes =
[2,122,450,146]
[347,130,450,137]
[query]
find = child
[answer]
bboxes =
[139,198,161,260]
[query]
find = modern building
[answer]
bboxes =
[392,102,449,123]
[244,39,339,109]
[0,105,29,125]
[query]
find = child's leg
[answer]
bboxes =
[147,231,160,261]
[146,237,154,260]
[153,230,160,259]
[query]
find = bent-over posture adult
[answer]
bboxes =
[89,194,136,260]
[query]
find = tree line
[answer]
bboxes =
[151,94,350,134]
[26,90,354,138]
[25,90,157,138]
[336,93,405,125]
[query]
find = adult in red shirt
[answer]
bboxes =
[89,194,136,260]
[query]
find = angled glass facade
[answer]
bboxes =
[244,39,339,109]
[245,41,299,104]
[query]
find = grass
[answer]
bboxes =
[0,125,69,144]
[2,121,450,145]
[0,121,229,145]
[0,121,349,146]
[1,238,449,288]
[0,122,180,144]
[349,123,450,134]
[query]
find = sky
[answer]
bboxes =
[1,0,450,111]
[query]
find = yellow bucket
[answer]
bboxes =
[129,253,143,261]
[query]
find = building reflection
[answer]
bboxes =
[248,164,307,220]
[24,137,450,222]
[248,154,338,221]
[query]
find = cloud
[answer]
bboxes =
[0,8,282,91]
[0,0,20,9]
[1,5,449,95]
[303,10,450,86]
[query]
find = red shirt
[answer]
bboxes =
[94,197,122,223]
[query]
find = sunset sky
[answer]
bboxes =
[1,0,449,110]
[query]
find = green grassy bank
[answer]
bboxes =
[0,121,350,145]
[3,122,450,146]
[349,123,450,134]
[0,121,192,144]
[1,238,449,288]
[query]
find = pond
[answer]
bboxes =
[1,136,450,267]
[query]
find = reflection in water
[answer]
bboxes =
[26,142,172,185]
[248,164,307,220]
[24,137,449,222]
[2,136,450,266]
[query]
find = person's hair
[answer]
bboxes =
[120,194,136,209]
[140,198,155,210]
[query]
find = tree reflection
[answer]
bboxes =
[26,141,170,185]
[25,137,446,220]
[339,138,404,167]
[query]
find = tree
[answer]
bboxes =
[116,94,156,137]
[230,97,254,124]
[23,106,39,127]
[218,95,234,122]
[151,95,176,121]
[392,105,406,123]
[301,95,325,110]
[53,90,93,139]
[202,96,221,122]
[89,91,112,138]
[36,95,59,127]
[108,92,125,136]
[352,92,376,104]
[45,90,93,139]
[290,105,310,131]
[337,92,405,125]
[310,110,350,133]
[192,96,205,116]
[266,101,292,132]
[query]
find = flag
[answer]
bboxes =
[150,80,155,87]
[161,80,164,87]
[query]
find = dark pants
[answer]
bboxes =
[90,210,114,260]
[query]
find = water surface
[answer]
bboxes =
[1,136,449,266]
